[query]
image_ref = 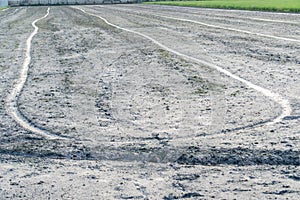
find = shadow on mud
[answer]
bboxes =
[0,138,298,166]
[0,137,91,160]
[91,145,299,166]
[174,146,299,166]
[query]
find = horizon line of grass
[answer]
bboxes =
[0,6,9,11]
[144,0,300,13]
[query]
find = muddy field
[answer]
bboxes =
[0,5,299,199]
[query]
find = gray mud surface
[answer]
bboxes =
[0,5,299,199]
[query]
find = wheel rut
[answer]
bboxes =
[5,7,68,140]
[75,6,292,128]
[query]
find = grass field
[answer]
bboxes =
[145,0,300,13]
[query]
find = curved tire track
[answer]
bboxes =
[152,14,300,43]
[139,5,300,24]
[0,8,20,21]
[95,6,300,43]
[75,6,292,127]
[5,7,67,140]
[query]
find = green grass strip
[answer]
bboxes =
[145,0,300,13]
[0,6,9,11]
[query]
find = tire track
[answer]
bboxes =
[152,14,300,43]
[96,6,300,43]
[139,4,300,16]
[5,7,67,140]
[116,5,300,24]
[187,10,300,24]
[245,17,299,24]
[75,6,292,127]
[0,8,20,21]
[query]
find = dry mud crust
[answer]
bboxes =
[20,6,284,144]
[0,5,299,199]
[0,155,300,199]
[17,6,273,145]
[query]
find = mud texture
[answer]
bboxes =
[0,5,299,199]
